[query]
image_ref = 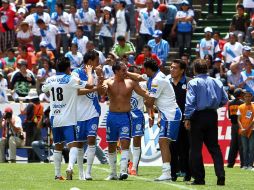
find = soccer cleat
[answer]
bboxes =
[119,173,128,180]
[55,176,66,180]
[105,174,118,180]
[128,161,133,174]
[66,169,73,180]
[130,169,137,176]
[85,173,93,180]
[154,173,171,181]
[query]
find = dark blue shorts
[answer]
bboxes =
[52,125,77,144]
[76,117,99,141]
[131,112,145,137]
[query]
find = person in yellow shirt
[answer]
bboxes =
[237,90,254,170]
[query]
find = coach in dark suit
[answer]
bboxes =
[184,59,228,185]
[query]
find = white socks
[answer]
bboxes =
[162,162,171,175]
[53,150,62,177]
[67,147,78,171]
[86,145,96,175]
[120,149,129,174]
[132,147,141,170]
[108,152,117,175]
[77,148,84,177]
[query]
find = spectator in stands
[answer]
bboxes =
[207,0,222,18]
[111,35,136,63]
[245,17,254,46]
[25,2,51,52]
[68,4,78,41]
[136,0,161,54]
[15,7,27,31]
[181,53,193,77]
[16,21,33,51]
[233,45,254,70]
[86,41,106,64]
[227,62,243,94]
[242,0,254,17]
[230,4,249,43]
[35,41,55,69]
[115,0,130,42]
[0,107,25,163]
[20,89,43,162]
[0,69,8,103]
[16,46,37,73]
[222,32,243,69]
[36,56,56,94]
[227,88,244,168]
[72,26,89,55]
[213,31,226,59]
[239,59,254,96]
[98,6,115,57]
[76,0,97,40]
[135,44,161,74]
[210,57,227,86]
[196,27,220,59]
[65,42,83,70]
[0,51,6,70]
[0,0,16,53]
[204,54,214,76]
[237,90,254,170]
[171,0,194,57]
[148,30,169,66]
[103,53,115,79]
[10,59,36,101]
[51,2,69,56]
[157,3,177,47]
[36,19,58,56]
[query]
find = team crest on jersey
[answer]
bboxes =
[136,124,142,131]
[86,92,96,99]
[130,97,138,110]
[53,109,61,115]
[182,84,187,90]
[122,127,129,133]
[91,124,98,131]
[149,88,157,94]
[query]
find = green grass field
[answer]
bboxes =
[0,164,253,190]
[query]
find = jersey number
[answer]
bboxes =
[51,87,63,101]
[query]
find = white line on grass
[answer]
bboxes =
[93,166,196,190]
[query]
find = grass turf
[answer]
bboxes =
[0,164,253,190]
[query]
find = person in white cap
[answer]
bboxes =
[196,26,220,59]
[148,30,169,65]
[233,45,254,70]
[24,2,50,52]
[98,6,115,57]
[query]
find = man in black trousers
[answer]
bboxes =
[184,59,228,185]
[227,88,244,168]
[168,59,191,182]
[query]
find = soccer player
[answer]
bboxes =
[41,57,92,180]
[71,50,103,180]
[127,58,182,181]
[128,66,146,176]
[102,61,150,180]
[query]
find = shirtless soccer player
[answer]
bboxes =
[103,61,150,180]
[41,57,92,180]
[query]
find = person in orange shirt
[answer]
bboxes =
[15,46,37,73]
[237,90,254,170]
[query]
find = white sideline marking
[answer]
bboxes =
[93,166,196,190]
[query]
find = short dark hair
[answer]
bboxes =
[236,4,244,10]
[7,48,15,54]
[112,61,125,74]
[36,18,45,25]
[56,2,64,10]
[20,45,27,52]
[172,59,186,71]
[83,50,99,64]
[117,35,125,42]
[56,57,71,73]
[213,31,221,37]
[143,44,152,52]
[77,26,83,32]
[144,58,159,72]
[128,65,138,73]
[193,59,208,74]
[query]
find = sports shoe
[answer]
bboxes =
[128,161,133,174]
[55,176,66,180]
[130,169,137,176]
[105,174,118,180]
[217,176,225,186]
[241,166,248,170]
[154,173,171,181]
[66,169,73,180]
[85,173,93,180]
[119,173,128,180]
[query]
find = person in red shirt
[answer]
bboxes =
[135,44,161,74]
[15,46,37,73]
[0,0,16,52]
[213,31,226,59]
